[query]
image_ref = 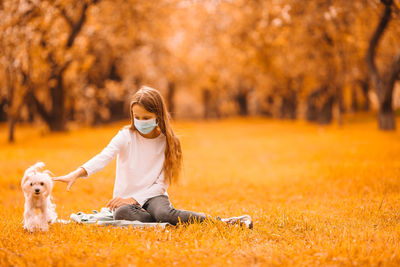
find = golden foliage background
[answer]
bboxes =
[1,0,400,133]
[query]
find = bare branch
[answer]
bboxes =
[56,0,100,48]
[66,2,89,48]
[59,8,74,28]
[60,59,72,74]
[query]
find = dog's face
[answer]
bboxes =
[22,173,53,198]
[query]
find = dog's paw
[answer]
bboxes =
[39,222,49,232]
[24,222,38,232]
[47,213,58,224]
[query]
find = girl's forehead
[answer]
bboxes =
[132,104,155,116]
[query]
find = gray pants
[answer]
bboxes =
[113,195,208,225]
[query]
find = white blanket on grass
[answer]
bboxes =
[56,207,170,228]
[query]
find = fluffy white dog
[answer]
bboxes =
[21,162,57,232]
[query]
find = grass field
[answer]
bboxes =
[1,115,400,266]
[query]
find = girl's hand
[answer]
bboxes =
[52,173,78,191]
[52,167,87,191]
[106,197,138,211]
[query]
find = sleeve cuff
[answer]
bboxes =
[79,165,92,178]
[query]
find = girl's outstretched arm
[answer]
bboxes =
[53,129,125,191]
[79,129,126,177]
[52,167,87,191]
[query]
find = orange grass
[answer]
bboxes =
[1,115,400,266]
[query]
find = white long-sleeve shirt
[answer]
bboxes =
[80,128,169,206]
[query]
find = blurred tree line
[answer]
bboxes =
[1,0,400,142]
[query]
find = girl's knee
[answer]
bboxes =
[114,204,155,222]
[113,205,131,220]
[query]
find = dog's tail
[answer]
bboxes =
[21,161,46,187]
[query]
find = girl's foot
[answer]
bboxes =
[219,215,253,229]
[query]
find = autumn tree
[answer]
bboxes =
[366,0,400,130]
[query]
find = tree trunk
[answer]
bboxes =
[49,117,66,131]
[0,99,7,122]
[351,87,358,112]
[306,86,334,124]
[306,91,318,122]
[280,91,297,119]
[377,85,396,130]
[378,106,395,130]
[167,82,175,118]
[108,100,125,122]
[336,86,344,126]
[48,77,66,131]
[318,95,334,124]
[365,0,399,130]
[38,1,94,131]
[359,79,370,111]
[236,90,248,116]
[203,89,211,119]
[8,116,15,143]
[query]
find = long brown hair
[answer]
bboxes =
[123,86,182,185]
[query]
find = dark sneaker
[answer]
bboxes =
[220,215,253,229]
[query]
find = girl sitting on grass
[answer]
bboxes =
[53,86,253,229]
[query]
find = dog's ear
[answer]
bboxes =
[43,171,54,194]
[21,177,32,196]
[21,174,31,189]
[43,189,49,198]
[43,177,53,197]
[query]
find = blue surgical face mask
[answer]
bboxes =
[134,118,158,134]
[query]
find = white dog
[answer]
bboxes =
[21,162,57,232]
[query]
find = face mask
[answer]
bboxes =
[134,118,158,134]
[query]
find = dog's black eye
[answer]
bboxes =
[40,182,44,186]
[30,183,33,186]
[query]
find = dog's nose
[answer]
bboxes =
[35,189,40,193]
